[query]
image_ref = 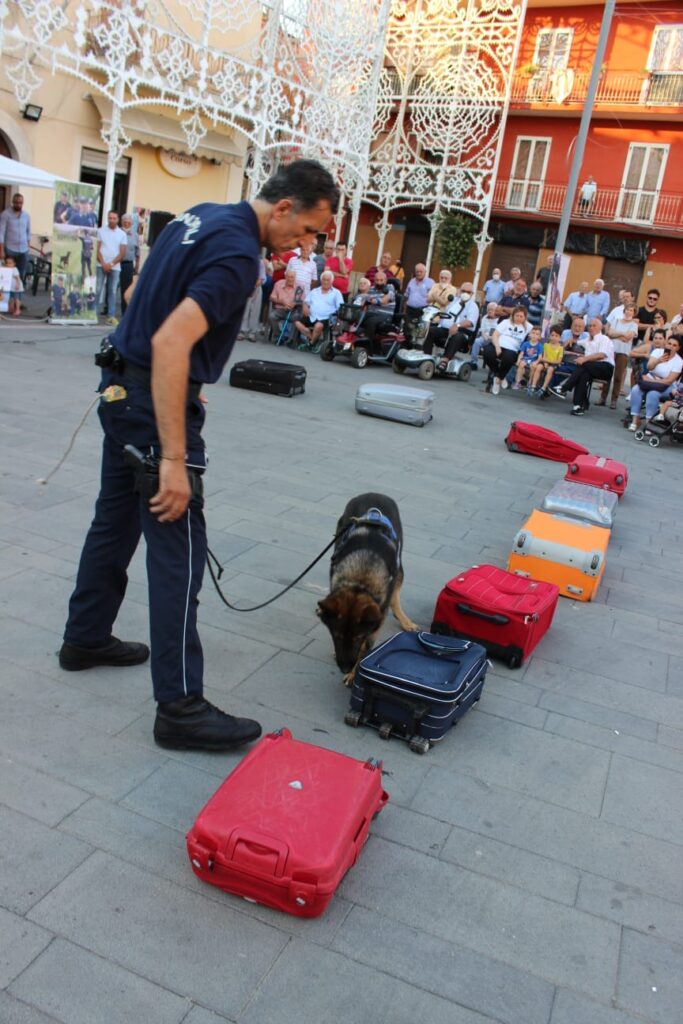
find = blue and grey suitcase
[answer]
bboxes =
[345,631,487,754]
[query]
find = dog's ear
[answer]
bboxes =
[317,596,340,622]
[357,594,382,632]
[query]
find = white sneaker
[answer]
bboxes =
[653,413,665,423]
[501,379,509,390]
[628,422,637,431]
[491,379,501,395]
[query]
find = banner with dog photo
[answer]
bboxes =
[50,179,101,324]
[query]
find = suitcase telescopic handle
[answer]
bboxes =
[455,603,510,626]
[363,680,431,734]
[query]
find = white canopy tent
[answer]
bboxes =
[0,155,57,190]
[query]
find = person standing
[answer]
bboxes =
[325,241,352,299]
[286,240,318,296]
[0,193,31,280]
[636,288,666,343]
[561,282,589,329]
[96,211,127,325]
[585,278,610,323]
[315,239,334,283]
[365,251,392,286]
[482,267,505,307]
[403,263,435,318]
[58,159,338,752]
[579,175,597,215]
[119,214,139,315]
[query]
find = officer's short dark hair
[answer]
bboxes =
[257,159,340,215]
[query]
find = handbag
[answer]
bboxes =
[638,377,670,394]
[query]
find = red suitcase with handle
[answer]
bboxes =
[431,564,559,667]
[565,454,628,499]
[505,421,589,463]
[186,728,388,918]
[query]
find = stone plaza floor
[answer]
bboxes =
[1,317,681,1024]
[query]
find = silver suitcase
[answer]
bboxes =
[355,382,434,427]
[541,480,617,528]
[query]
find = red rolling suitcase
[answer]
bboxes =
[186,728,388,918]
[432,564,559,667]
[505,421,589,463]
[565,454,628,499]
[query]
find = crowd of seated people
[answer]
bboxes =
[256,240,682,435]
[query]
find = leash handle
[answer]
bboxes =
[205,529,345,613]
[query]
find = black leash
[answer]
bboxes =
[205,530,344,612]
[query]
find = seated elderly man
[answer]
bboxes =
[549,317,615,415]
[360,269,396,343]
[495,278,529,318]
[268,266,301,344]
[435,282,479,369]
[294,270,343,350]
[427,269,455,311]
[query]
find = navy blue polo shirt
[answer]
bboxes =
[112,201,261,383]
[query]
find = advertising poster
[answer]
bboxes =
[50,179,101,324]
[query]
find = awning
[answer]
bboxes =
[0,154,58,189]
[91,96,245,166]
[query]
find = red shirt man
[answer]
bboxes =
[325,242,352,295]
[271,249,297,284]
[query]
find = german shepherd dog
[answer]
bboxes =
[317,493,417,685]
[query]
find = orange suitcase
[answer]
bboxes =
[508,510,609,602]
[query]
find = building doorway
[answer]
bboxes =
[399,213,430,277]
[0,130,13,211]
[487,242,538,287]
[600,258,643,305]
[80,147,130,223]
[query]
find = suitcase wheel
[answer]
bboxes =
[615,473,624,482]
[378,722,393,740]
[506,441,519,452]
[508,652,522,669]
[568,464,577,473]
[409,735,430,755]
[344,710,362,728]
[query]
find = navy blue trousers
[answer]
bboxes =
[64,371,207,703]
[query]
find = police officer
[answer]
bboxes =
[59,160,339,751]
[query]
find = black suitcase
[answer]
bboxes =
[229,359,306,397]
[345,631,487,754]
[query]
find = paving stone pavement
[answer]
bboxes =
[1,321,681,1024]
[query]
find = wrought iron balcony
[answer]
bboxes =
[492,179,683,234]
[510,68,683,107]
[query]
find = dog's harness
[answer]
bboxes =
[331,508,401,571]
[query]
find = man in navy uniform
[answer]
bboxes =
[59,160,339,751]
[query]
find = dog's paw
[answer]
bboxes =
[342,672,355,688]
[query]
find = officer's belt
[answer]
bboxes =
[121,359,202,402]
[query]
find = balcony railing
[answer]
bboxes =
[492,179,683,233]
[511,68,683,107]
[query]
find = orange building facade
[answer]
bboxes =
[489,0,683,312]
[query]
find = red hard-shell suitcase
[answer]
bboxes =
[505,421,589,463]
[565,454,628,499]
[432,565,559,667]
[186,728,388,918]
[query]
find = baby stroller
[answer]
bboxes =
[634,405,683,448]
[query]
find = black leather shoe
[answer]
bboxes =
[154,696,262,751]
[59,636,150,671]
